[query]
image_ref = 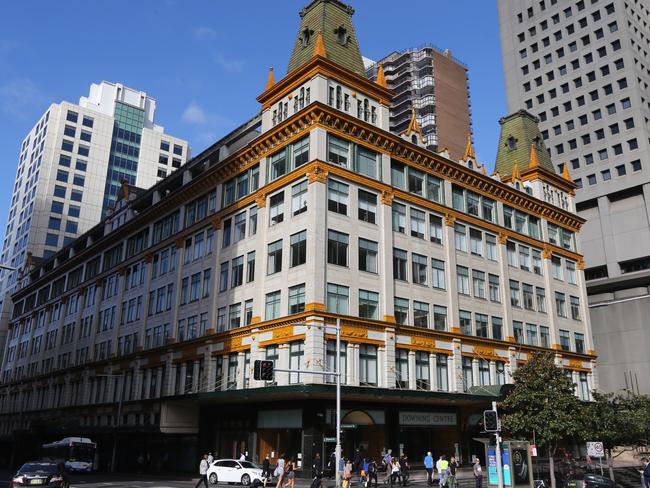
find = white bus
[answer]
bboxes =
[42,437,97,472]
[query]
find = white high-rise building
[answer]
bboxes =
[0,81,189,345]
[498,0,650,393]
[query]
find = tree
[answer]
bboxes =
[502,352,584,488]
[581,391,650,481]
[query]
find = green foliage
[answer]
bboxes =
[501,351,583,455]
[582,391,650,451]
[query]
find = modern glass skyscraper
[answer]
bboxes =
[0,81,189,350]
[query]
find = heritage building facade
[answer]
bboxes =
[0,0,595,472]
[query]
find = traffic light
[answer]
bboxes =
[253,360,274,381]
[484,410,499,432]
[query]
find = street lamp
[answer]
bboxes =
[95,373,125,473]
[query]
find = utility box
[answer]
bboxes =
[485,440,534,488]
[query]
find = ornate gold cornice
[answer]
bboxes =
[444,214,456,227]
[380,189,394,205]
[306,163,328,184]
[255,194,267,208]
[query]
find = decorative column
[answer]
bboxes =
[253,194,269,322]
[303,321,325,385]
[489,360,497,385]
[472,358,480,388]
[507,347,517,383]
[407,350,417,390]
[170,238,186,340]
[497,233,515,340]
[379,189,396,322]
[277,344,290,386]
[429,353,438,391]
[305,163,328,310]
[155,367,163,398]
[164,356,175,396]
[192,360,201,392]
[542,246,561,348]
[443,215,460,332]
[347,343,360,386]
[449,338,463,392]
[384,328,396,389]
[143,368,152,400]
[137,253,155,349]
[178,362,187,395]
[133,362,144,400]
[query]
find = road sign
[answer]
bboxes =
[587,442,604,458]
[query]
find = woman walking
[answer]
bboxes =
[283,458,296,488]
[274,454,286,488]
[389,458,401,487]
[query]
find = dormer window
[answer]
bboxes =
[506,135,518,150]
[532,135,543,150]
[300,28,314,47]
[335,25,349,46]
[468,160,474,169]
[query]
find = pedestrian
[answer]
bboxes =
[283,458,296,488]
[312,452,322,479]
[436,455,449,487]
[424,452,434,486]
[383,450,393,484]
[399,455,409,486]
[328,451,336,478]
[343,458,353,488]
[195,453,209,488]
[354,449,363,472]
[639,458,650,488]
[367,459,378,488]
[473,458,483,488]
[275,454,286,488]
[389,458,401,487]
[207,452,214,464]
[262,454,271,483]
[447,457,458,488]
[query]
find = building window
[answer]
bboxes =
[393,248,408,281]
[570,296,581,320]
[358,190,377,224]
[289,341,304,384]
[454,224,467,252]
[514,321,524,344]
[431,259,445,289]
[327,230,349,267]
[290,231,306,267]
[359,238,378,273]
[269,192,284,225]
[265,291,281,320]
[359,289,379,319]
[492,316,503,340]
[392,203,406,233]
[555,292,567,317]
[359,344,378,386]
[291,181,308,216]
[476,314,489,338]
[288,284,306,314]
[412,253,427,285]
[457,266,470,295]
[559,329,571,351]
[510,280,520,308]
[328,179,348,215]
[460,310,472,335]
[394,298,409,325]
[462,357,474,391]
[267,240,283,275]
[575,332,585,354]
[488,274,500,302]
[436,355,449,391]
[410,208,426,239]
[246,251,256,283]
[429,215,443,244]
[472,270,486,299]
[396,349,409,388]
[328,135,349,167]
[327,283,349,314]
[433,306,447,331]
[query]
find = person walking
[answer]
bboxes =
[424,452,434,486]
[473,458,483,488]
[389,458,401,487]
[383,450,393,484]
[343,458,353,488]
[399,455,409,486]
[262,455,271,482]
[367,459,378,488]
[447,457,458,488]
[195,454,209,488]
[312,452,323,479]
[283,459,296,488]
[275,454,286,488]
[436,455,449,487]
[639,458,650,488]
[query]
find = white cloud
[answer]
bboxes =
[194,26,219,40]
[181,101,208,125]
[0,78,46,119]
[213,54,245,73]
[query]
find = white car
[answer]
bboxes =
[207,459,265,486]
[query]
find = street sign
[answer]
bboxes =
[323,437,336,443]
[587,442,604,458]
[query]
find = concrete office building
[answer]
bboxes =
[498,0,650,394]
[366,46,472,160]
[0,82,190,356]
[0,0,594,472]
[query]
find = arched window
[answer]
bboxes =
[357,100,363,118]
[468,161,474,169]
[336,86,342,110]
[306,88,311,105]
[299,87,305,109]
[293,96,299,113]
[363,99,369,122]
[411,135,418,144]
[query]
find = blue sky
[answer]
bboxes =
[0,0,506,244]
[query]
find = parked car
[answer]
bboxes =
[10,462,69,488]
[207,459,265,486]
[565,472,622,488]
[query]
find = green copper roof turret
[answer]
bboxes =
[494,110,556,176]
[287,0,366,76]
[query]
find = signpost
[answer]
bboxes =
[587,442,604,476]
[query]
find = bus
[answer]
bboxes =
[41,437,97,472]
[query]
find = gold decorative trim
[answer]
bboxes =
[380,189,394,205]
[474,346,498,359]
[542,247,553,259]
[551,343,562,350]
[307,163,328,184]
[174,238,185,248]
[144,253,154,264]
[497,233,508,245]
[506,336,516,343]
[577,257,585,270]
[255,194,267,209]
[305,302,326,312]
[383,315,396,323]
[444,214,456,227]
[451,327,461,334]
[342,326,368,340]
[251,316,261,324]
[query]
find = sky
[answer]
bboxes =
[0,0,506,244]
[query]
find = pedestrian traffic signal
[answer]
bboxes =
[254,360,274,381]
[484,410,499,432]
